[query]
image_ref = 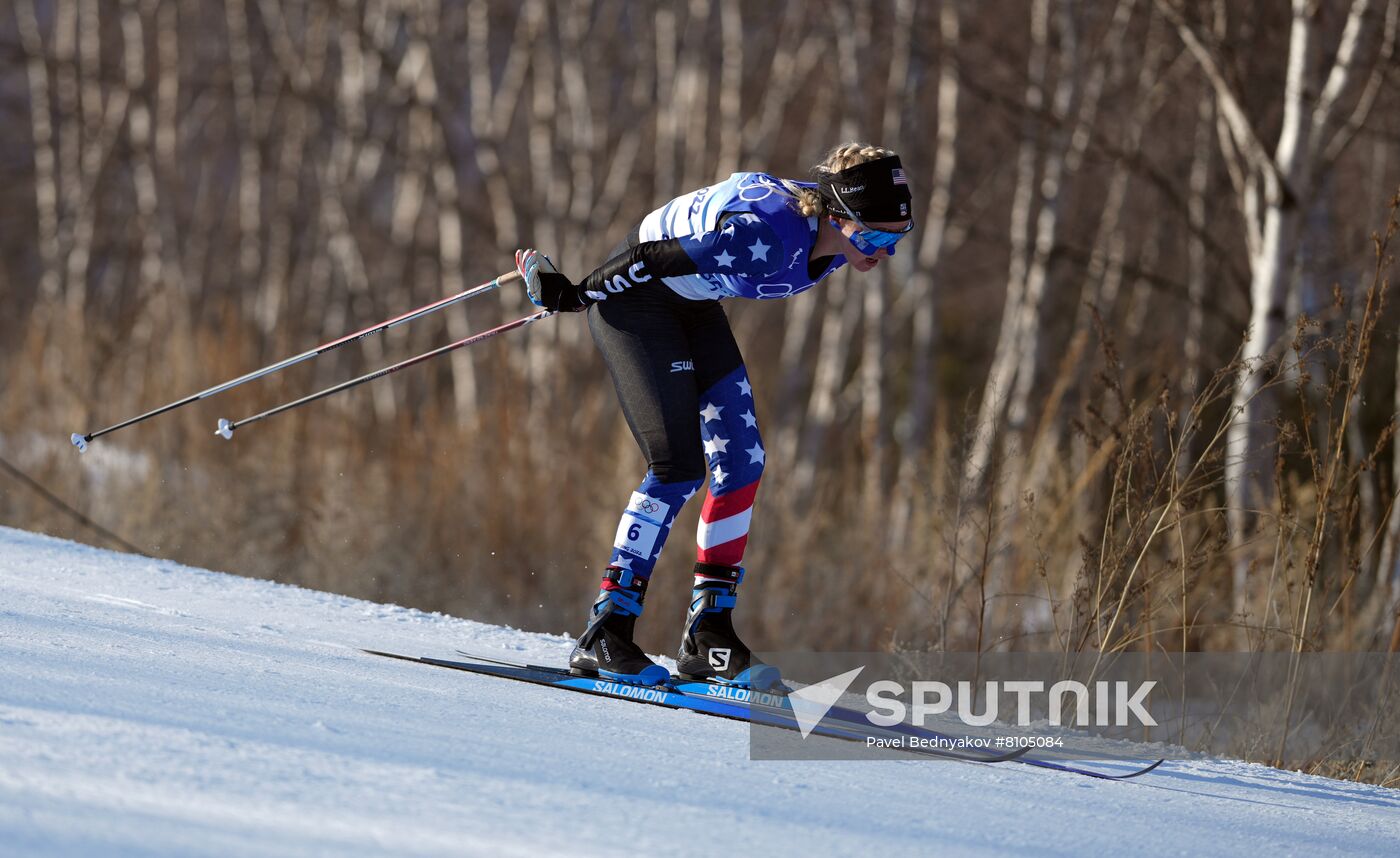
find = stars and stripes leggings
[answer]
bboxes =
[586,233,764,584]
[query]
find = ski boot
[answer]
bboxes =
[676,563,781,690]
[569,566,669,686]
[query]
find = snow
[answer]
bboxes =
[1,525,1397,857]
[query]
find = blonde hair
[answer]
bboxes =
[790,142,899,218]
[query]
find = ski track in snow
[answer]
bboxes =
[0,525,1396,857]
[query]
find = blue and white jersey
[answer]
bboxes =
[636,172,845,301]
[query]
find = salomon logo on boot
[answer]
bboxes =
[677,563,781,690]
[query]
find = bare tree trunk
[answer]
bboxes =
[860,0,913,509]
[1181,90,1213,404]
[1008,0,1135,478]
[464,0,536,258]
[1002,1,1079,462]
[1031,6,1174,495]
[676,0,712,190]
[16,0,61,320]
[454,1,539,421]
[52,0,79,326]
[1370,140,1400,602]
[782,0,871,506]
[1122,219,1159,342]
[431,97,476,421]
[559,0,598,267]
[891,0,960,547]
[967,0,1127,496]
[153,0,182,291]
[653,5,678,196]
[961,0,1050,497]
[1161,0,1395,623]
[225,0,263,317]
[393,1,461,407]
[715,0,744,177]
[772,10,845,489]
[831,0,872,140]
[252,0,324,341]
[740,2,823,164]
[792,275,862,503]
[69,0,131,330]
[1222,2,1318,616]
[592,58,655,234]
[523,6,564,433]
[771,40,836,461]
[121,0,182,397]
[16,0,126,422]
[1386,323,1400,606]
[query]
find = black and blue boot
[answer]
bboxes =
[676,563,782,690]
[569,566,670,686]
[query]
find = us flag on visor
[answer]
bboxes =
[892,168,908,186]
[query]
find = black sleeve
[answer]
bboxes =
[578,212,785,301]
[579,239,699,301]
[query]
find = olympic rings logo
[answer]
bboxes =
[637,499,661,514]
[755,282,800,299]
[736,175,780,203]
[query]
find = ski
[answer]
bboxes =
[445,649,1165,781]
[1016,755,1164,781]
[454,648,870,728]
[363,649,1027,764]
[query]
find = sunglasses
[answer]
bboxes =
[830,184,914,255]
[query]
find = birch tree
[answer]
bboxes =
[1157,0,1400,617]
[890,0,962,547]
[962,0,1137,500]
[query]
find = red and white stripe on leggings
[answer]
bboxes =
[696,479,759,567]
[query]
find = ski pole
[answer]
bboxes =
[70,271,522,452]
[215,309,554,440]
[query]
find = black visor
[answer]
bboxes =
[816,155,913,224]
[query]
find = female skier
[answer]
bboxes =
[515,143,913,688]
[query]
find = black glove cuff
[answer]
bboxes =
[539,272,589,313]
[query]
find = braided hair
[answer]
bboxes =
[790,142,900,218]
